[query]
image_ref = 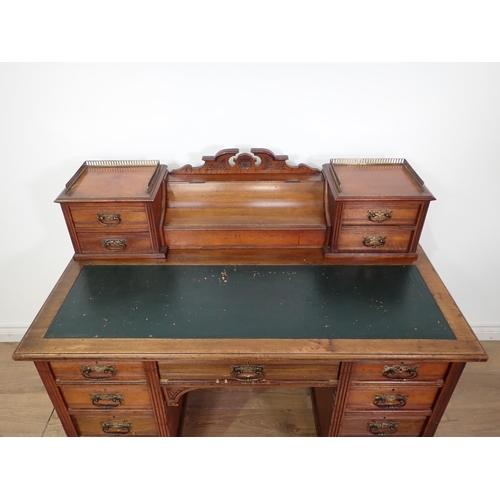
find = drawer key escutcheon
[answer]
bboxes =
[103,239,127,251]
[91,393,124,408]
[81,365,117,380]
[101,421,132,435]
[367,421,399,436]
[382,365,419,380]
[363,236,386,247]
[367,210,392,223]
[231,364,265,381]
[373,394,408,409]
[97,213,121,225]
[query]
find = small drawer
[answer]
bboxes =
[50,361,146,382]
[158,361,340,384]
[68,203,149,231]
[76,233,153,255]
[340,414,428,437]
[341,202,420,226]
[345,386,440,411]
[351,362,449,383]
[59,384,152,410]
[71,412,158,437]
[337,227,413,253]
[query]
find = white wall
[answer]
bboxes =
[1,63,499,340]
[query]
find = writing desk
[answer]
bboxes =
[13,248,487,437]
[13,150,488,436]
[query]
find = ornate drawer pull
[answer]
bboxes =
[367,421,399,436]
[101,421,132,435]
[80,365,117,380]
[373,394,408,409]
[231,364,265,381]
[367,210,392,223]
[363,236,386,247]
[103,239,127,251]
[382,365,419,380]
[97,213,121,225]
[91,393,124,408]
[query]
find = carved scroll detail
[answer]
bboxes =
[171,148,318,175]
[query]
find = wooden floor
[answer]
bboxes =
[1,341,498,437]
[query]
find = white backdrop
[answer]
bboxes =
[1,62,499,340]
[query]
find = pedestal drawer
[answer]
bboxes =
[50,361,146,382]
[340,414,428,437]
[71,411,158,437]
[59,384,152,410]
[158,361,340,383]
[351,362,449,383]
[345,386,440,411]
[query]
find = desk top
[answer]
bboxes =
[44,264,454,341]
[13,248,487,362]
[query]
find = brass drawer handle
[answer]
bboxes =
[367,421,399,436]
[101,421,132,435]
[367,210,392,223]
[363,236,386,247]
[231,364,265,381]
[97,213,121,226]
[81,365,117,380]
[382,365,419,380]
[91,393,124,408]
[373,394,408,409]
[103,239,127,251]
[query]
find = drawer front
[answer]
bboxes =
[59,384,152,410]
[351,362,449,383]
[341,202,420,226]
[50,361,146,382]
[69,203,149,231]
[71,412,158,437]
[345,386,440,411]
[158,361,340,384]
[340,414,428,437]
[337,227,413,253]
[76,232,153,255]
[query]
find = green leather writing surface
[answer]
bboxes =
[45,265,455,340]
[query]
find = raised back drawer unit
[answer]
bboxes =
[55,160,168,259]
[323,158,435,263]
[164,148,326,250]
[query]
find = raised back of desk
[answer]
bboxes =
[165,148,326,249]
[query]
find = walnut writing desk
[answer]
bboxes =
[13,149,487,437]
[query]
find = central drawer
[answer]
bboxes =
[158,361,340,384]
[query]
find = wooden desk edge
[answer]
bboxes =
[13,247,488,363]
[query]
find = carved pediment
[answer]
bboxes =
[171,148,318,175]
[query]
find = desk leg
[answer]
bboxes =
[35,361,78,437]
[422,362,466,437]
[144,361,183,437]
[329,362,355,437]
